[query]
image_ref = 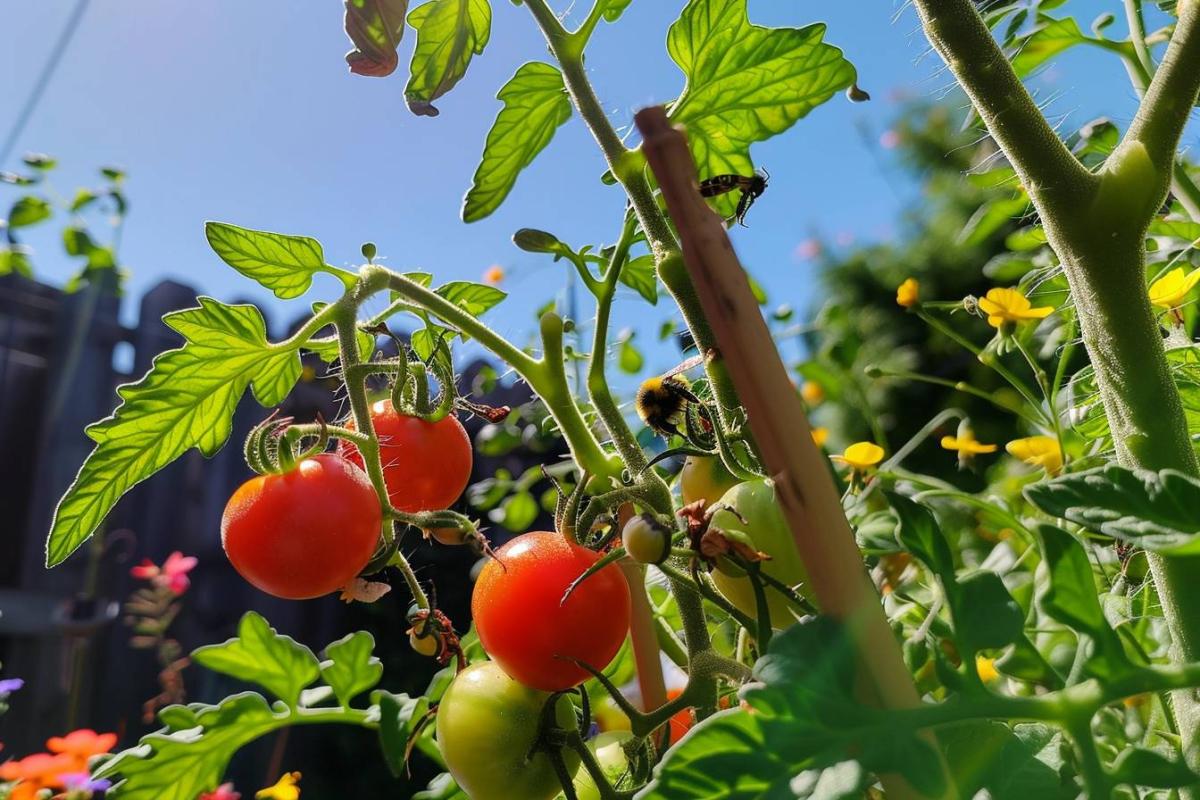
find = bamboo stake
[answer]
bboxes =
[635,106,947,799]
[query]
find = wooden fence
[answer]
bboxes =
[0,272,543,765]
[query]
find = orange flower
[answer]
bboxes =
[483,265,505,285]
[0,751,78,798]
[896,277,919,308]
[810,427,829,448]
[46,728,117,770]
[800,381,825,406]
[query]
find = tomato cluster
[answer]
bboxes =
[221,404,473,600]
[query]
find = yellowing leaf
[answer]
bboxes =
[46,299,302,566]
[405,0,491,116]
[463,62,572,222]
[667,0,855,216]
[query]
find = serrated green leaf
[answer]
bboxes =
[1110,747,1200,788]
[414,772,468,800]
[405,0,491,117]
[94,692,285,800]
[192,612,320,706]
[943,722,1070,799]
[321,631,383,707]
[70,188,98,212]
[643,618,945,798]
[1035,524,1130,678]
[46,299,301,566]
[463,62,572,222]
[0,245,34,277]
[436,280,506,316]
[8,195,51,228]
[1026,464,1200,555]
[205,221,330,300]
[886,492,955,581]
[667,0,855,217]
[378,691,429,776]
[344,0,410,77]
[619,254,658,304]
[953,571,1024,652]
[1009,16,1087,77]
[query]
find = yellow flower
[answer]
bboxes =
[941,424,997,469]
[896,277,919,308]
[1006,436,1063,476]
[977,287,1053,330]
[810,427,829,448]
[1148,267,1200,309]
[831,442,885,471]
[800,381,825,406]
[257,772,301,800]
[976,655,1000,684]
[483,265,505,285]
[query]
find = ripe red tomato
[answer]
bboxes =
[665,689,694,744]
[437,661,579,800]
[472,531,631,691]
[340,400,472,513]
[221,454,381,599]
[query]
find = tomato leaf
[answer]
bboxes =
[1034,524,1131,679]
[1068,345,1200,444]
[666,0,855,217]
[93,692,288,800]
[643,617,948,799]
[321,631,384,708]
[1008,16,1087,77]
[600,0,634,22]
[192,612,321,706]
[205,221,333,300]
[436,280,506,316]
[953,571,1025,652]
[0,245,34,277]
[405,0,491,117]
[886,492,955,582]
[46,299,302,566]
[619,254,658,304]
[377,692,431,776]
[344,0,410,77]
[462,62,572,222]
[7,195,52,228]
[1026,464,1200,555]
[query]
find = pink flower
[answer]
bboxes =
[130,551,198,594]
[793,239,822,261]
[201,783,242,800]
[879,129,901,149]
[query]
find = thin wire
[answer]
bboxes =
[0,0,91,168]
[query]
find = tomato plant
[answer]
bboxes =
[24,0,1200,797]
[340,399,473,513]
[221,453,382,599]
[472,532,631,691]
[436,661,579,800]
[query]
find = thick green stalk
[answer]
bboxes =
[910,0,1200,771]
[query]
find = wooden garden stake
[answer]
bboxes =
[635,106,949,799]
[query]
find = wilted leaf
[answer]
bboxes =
[344,0,410,77]
[405,0,491,116]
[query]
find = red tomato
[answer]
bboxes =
[221,454,381,599]
[340,400,472,513]
[665,689,695,744]
[472,531,631,691]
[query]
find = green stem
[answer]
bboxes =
[521,0,746,435]
[381,268,618,480]
[1065,715,1111,799]
[870,366,1041,425]
[916,309,1048,422]
[1013,336,1067,464]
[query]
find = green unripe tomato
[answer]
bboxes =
[679,456,741,508]
[709,479,811,630]
[558,731,633,800]
[621,514,671,565]
[436,661,580,800]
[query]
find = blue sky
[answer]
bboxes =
[0,1,1167,378]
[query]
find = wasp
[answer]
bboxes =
[635,355,705,437]
[698,168,769,226]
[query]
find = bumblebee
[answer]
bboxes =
[698,168,769,226]
[636,355,705,437]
